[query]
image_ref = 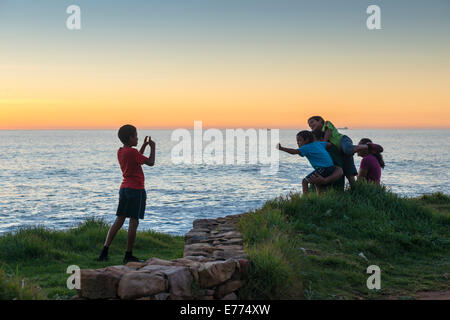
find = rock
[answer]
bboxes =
[172,258,203,268]
[184,243,215,253]
[164,266,193,299]
[215,280,244,298]
[118,271,167,300]
[108,265,138,272]
[193,219,218,228]
[221,238,243,246]
[217,226,235,232]
[183,256,214,262]
[185,233,210,244]
[214,245,246,251]
[77,212,249,300]
[213,250,248,260]
[184,250,211,257]
[218,231,242,239]
[145,257,175,266]
[125,262,146,269]
[198,259,237,288]
[221,292,238,300]
[154,293,170,300]
[139,264,174,273]
[237,259,250,279]
[77,267,130,299]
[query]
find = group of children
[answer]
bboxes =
[277,116,385,194]
[98,118,385,262]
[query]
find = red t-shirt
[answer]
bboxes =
[117,147,148,190]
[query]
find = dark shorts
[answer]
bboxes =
[305,166,336,182]
[340,135,358,176]
[116,188,146,220]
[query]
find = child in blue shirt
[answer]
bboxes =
[277,130,341,194]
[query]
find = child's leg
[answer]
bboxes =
[315,184,323,194]
[126,217,139,253]
[302,178,310,194]
[346,175,356,188]
[104,216,126,247]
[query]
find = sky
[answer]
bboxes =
[0,0,449,129]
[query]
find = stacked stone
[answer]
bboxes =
[76,213,249,300]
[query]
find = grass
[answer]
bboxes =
[0,218,184,299]
[1,185,448,300]
[238,182,450,300]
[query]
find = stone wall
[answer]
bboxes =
[77,213,249,300]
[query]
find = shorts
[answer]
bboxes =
[116,188,146,220]
[305,166,336,182]
[340,135,358,176]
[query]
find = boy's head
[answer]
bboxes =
[118,124,138,146]
[307,116,325,132]
[296,130,314,148]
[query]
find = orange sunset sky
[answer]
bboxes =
[1,1,449,130]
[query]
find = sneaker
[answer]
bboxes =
[97,247,109,261]
[367,143,383,153]
[123,255,144,264]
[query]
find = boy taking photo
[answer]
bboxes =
[98,124,155,263]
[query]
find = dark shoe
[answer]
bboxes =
[367,143,383,153]
[97,246,109,261]
[123,255,144,264]
[97,252,109,261]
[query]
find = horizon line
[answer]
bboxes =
[1,126,449,131]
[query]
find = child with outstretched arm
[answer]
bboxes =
[277,130,342,194]
[98,124,155,263]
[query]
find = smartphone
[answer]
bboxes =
[145,136,150,143]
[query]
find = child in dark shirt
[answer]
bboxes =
[357,138,384,184]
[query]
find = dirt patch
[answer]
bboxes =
[414,290,450,300]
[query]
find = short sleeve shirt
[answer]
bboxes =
[298,141,334,169]
[360,154,381,184]
[117,147,148,190]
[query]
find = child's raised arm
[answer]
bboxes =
[277,143,300,155]
[139,136,156,166]
[145,138,156,166]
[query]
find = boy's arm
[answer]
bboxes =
[309,166,343,185]
[277,143,300,155]
[145,139,156,166]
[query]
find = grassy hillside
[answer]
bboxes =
[1,184,448,300]
[238,183,450,299]
[0,218,184,299]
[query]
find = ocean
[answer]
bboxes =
[0,129,449,235]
